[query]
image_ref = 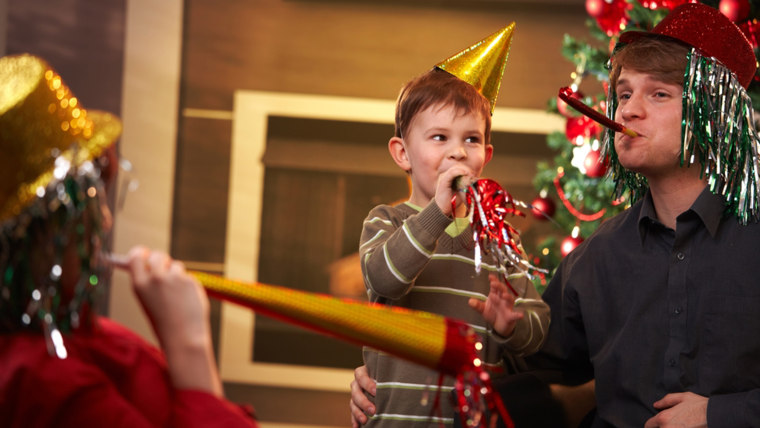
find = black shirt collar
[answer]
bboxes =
[637,186,725,242]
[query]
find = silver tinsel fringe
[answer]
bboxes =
[683,49,760,224]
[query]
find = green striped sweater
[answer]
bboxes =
[360,201,550,428]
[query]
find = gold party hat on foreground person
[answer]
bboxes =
[0,54,121,222]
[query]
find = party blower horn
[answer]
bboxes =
[192,271,477,376]
[198,272,515,428]
[558,86,638,137]
[107,255,514,427]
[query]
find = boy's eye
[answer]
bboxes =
[432,134,446,141]
[465,136,481,144]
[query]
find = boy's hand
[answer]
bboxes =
[469,273,524,337]
[436,167,476,217]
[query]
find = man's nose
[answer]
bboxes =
[619,94,645,121]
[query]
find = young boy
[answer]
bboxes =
[358,27,550,427]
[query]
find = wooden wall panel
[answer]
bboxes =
[179,0,592,111]
[172,116,233,265]
[6,0,125,115]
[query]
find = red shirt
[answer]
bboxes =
[0,317,257,428]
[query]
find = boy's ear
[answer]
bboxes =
[388,137,411,171]
[483,143,494,166]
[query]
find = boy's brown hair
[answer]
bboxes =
[609,35,690,91]
[394,68,492,143]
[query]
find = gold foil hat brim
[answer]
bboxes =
[0,54,122,222]
[75,111,122,164]
[435,23,516,114]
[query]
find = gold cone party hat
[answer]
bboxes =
[0,53,122,222]
[435,23,515,114]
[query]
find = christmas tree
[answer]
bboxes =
[527,0,760,291]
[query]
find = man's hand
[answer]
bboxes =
[468,273,523,337]
[350,365,377,428]
[644,392,708,428]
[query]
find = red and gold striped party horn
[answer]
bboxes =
[194,272,514,427]
[190,271,480,377]
[108,253,512,427]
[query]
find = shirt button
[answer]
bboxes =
[674,307,682,315]
[669,359,676,367]
[676,252,685,261]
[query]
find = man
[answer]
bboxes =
[352,3,760,427]
[534,3,760,427]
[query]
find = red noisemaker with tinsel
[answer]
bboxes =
[454,177,546,296]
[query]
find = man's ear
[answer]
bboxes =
[388,136,411,171]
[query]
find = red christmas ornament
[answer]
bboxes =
[584,149,609,178]
[557,90,584,117]
[586,0,607,17]
[740,19,760,51]
[561,235,584,257]
[720,0,750,23]
[661,0,697,10]
[530,196,556,220]
[637,0,663,9]
[565,115,602,145]
[587,0,630,36]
